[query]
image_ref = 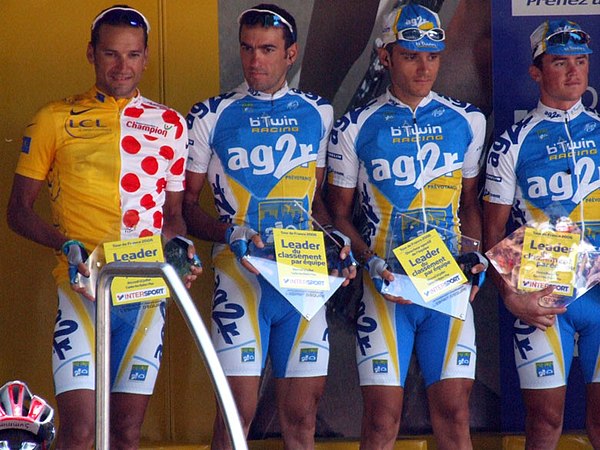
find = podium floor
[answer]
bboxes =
[139,433,593,449]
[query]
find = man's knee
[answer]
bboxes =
[110,422,143,449]
[527,406,563,431]
[280,401,318,430]
[362,405,402,439]
[56,421,95,449]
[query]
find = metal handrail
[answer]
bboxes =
[95,262,247,449]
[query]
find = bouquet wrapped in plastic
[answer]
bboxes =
[486,215,599,307]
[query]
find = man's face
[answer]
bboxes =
[531,54,589,110]
[239,24,296,94]
[380,45,440,109]
[87,24,148,99]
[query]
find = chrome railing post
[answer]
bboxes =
[95,263,112,450]
[95,262,247,450]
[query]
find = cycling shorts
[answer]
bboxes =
[52,282,165,395]
[513,288,600,389]
[210,246,329,378]
[356,276,476,387]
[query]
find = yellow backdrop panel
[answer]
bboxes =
[0,0,219,444]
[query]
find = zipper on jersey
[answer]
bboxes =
[413,113,428,230]
[563,112,586,240]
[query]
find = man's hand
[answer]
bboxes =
[164,236,202,289]
[503,285,566,331]
[364,255,411,304]
[456,251,489,301]
[62,240,92,299]
[226,225,264,275]
[323,226,357,286]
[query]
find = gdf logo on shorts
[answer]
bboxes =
[129,365,149,381]
[456,352,471,366]
[73,361,90,377]
[299,348,318,363]
[536,361,555,378]
[372,359,388,374]
[241,347,255,363]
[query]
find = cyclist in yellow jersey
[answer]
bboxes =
[7,5,200,450]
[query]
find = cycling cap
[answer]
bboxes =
[380,2,446,52]
[0,381,55,450]
[531,19,592,59]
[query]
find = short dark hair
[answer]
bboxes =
[91,4,149,48]
[238,4,297,49]
[533,54,544,70]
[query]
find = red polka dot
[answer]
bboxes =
[162,110,184,139]
[142,156,159,175]
[121,173,141,192]
[159,146,174,160]
[153,211,163,229]
[170,157,185,176]
[140,194,156,210]
[156,178,166,194]
[122,136,141,154]
[139,229,154,237]
[123,209,140,228]
[162,110,179,124]
[124,107,144,118]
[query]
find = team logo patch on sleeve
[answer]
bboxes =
[299,348,318,362]
[241,347,255,363]
[72,361,90,377]
[129,364,149,381]
[536,361,555,378]
[457,352,472,366]
[21,136,31,154]
[372,359,388,373]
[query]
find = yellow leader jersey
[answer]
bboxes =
[16,87,188,283]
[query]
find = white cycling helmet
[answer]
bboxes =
[0,381,55,450]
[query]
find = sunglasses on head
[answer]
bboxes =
[238,8,296,43]
[546,29,590,46]
[92,7,150,32]
[396,27,445,42]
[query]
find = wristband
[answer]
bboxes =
[358,249,375,266]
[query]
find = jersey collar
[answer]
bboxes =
[241,81,290,100]
[536,99,585,122]
[385,88,434,111]
[92,86,142,106]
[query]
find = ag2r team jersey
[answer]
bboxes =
[16,87,188,284]
[186,82,333,243]
[484,100,600,246]
[186,83,333,378]
[328,89,485,387]
[328,89,486,257]
[484,100,600,388]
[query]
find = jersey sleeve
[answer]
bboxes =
[186,99,216,174]
[327,113,360,189]
[462,109,487,179]
[483,128,519,205]
[165,109,188,192]
[15,104,58,181]
[316,102,334,169]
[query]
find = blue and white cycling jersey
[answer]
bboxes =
[186,82,333,242]
[185,82,334,378]
[328,89,486,256]
[328,89,485,387]
[484,100,600,247]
